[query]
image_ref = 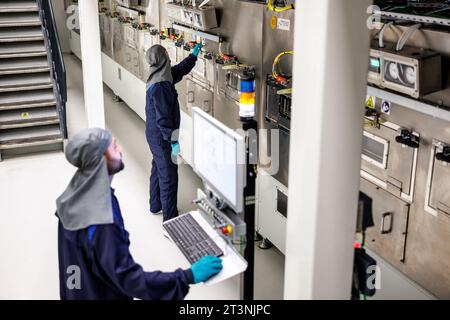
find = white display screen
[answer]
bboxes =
[193,108,245,212]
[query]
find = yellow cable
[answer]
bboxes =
[268,0,295,12]
[272,51,294,80]
[277,88,292,95]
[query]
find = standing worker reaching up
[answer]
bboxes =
[145,43,203,221]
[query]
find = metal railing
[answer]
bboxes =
[37,0,68,139]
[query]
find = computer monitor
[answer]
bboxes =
[192,107,246,213]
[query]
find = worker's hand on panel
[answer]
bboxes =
[191,256,223,284]
[171,141,181,157]
[192,43,203,58]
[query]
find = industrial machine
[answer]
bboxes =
[99,8,114,58]
[368,33,442,98]
[89,0,450,299]
[166,1,218,31]
[257,5,295,251]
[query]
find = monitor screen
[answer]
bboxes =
[192,108,246,213]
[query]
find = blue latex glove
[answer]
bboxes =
[171,141,180,156]
[191,256,223,284]
[192,43,202,58]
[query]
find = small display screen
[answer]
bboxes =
[362,134,387,167]
[369,57,381,73]
[193,109,246,213]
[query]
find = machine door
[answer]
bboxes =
[104,16,113,57]
[361,178,410,264]
[99,14,113,57]
[192,55,215,90]
[99,14,106,51]
[361,122,418,201]
[112,18,123,39]
[425,139,450,219]
[177,45,186,66]
[123,45,140,78]
[139,32,160,82]
[124,24,138,49]
[112,19,124,66]
[160,40,177,65]
[186,79,213,116]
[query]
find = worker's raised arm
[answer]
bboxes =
[171,54,198,85]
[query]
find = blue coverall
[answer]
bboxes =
[145,54,197,221]
[58,188,193,300]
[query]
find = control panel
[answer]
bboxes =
[194,189,246,243]
[166,2,218,31]
[265,75,292,131]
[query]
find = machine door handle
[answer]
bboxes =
[436,146,450,163]
[437,202,450,216]
[380,212,393,234]
[395,129,420,149]
[187,91,195,103]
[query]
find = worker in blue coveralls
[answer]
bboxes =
[145,43,202,221]
[56,128,222,300]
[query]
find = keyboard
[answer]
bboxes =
[163,213,224,264]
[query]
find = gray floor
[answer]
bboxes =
[0,53,285,300]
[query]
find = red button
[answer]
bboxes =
[221,226,233,235]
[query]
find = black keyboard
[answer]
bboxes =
[163,213,224,264]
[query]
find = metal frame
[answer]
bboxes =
[367,86,450,123]
[362,130,390,170]
[424,138,450,217]
[37,0,68,139]
[172,23,222,43]
[377,10,450,27]
[360,120,419,204]
[368,49,383,87]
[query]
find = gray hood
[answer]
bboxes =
[56,128,114,231]
[145,44,173,91]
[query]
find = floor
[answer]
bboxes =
[0,53,285,300]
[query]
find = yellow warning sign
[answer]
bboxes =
[270,16,277,30]
[365,95,376,109]
[21,112,30,118]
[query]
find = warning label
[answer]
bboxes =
[365,95,376,109]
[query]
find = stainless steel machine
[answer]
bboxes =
[95,0,450,299]
[99,9,114,58]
